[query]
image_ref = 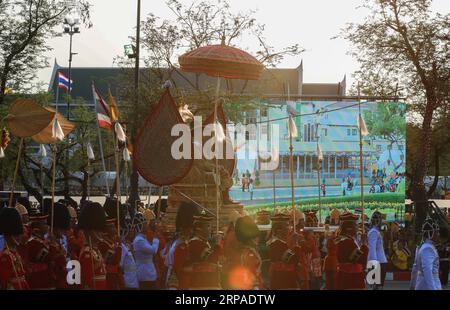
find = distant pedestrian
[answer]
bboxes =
[321,183,326,197]
[341,178,347,196]
[249,179,254,200]
[241,174,246,192]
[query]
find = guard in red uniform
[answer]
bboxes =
[287,210,310,290]
[67,205,84,260]
[226,216,262,290]
[323,229,338,290]
[170,202,199,289]
[47,202,72,289]
[267,214,300,289]
[14,202,30,259]
[102,198,124,290]
[25,200,55,290]
[78,202,107,290]
[0,207,29,290]
[335,212,368,290]
[187,213,222,289]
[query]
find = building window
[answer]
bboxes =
[322,128,327,136]
[347,128,351,136]
[261,108,268,117]
[376,145,382,152]
[261,123,268,135]
[352,129,358,136]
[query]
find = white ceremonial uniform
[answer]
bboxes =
[368,227,387,264]
[410,240,442,290]
[133,233,159,282]
[120,242,139,289]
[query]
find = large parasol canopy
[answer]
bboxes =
[5,99,56,137]
[179,41,263,80]
[31,107,75,144]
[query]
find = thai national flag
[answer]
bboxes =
[92,85,112,130]
[57,72,73,90]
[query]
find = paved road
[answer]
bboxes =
[230,185,368,205]
[383,281,449,290]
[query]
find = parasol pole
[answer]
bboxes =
[317,141,322,225]
[50,144,57,234]
[358,85,365,234]
[8,137,24,208]
[113,125,121,238]
[287,84,296,228]
[87,158,91,200]
[214,76,221,235]
[147,183,152,208]
[156,186,163,220]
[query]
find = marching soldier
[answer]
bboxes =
[78,202,107,290]
[187,213,222,289]
[410,216,442,290]
[226,216,262,290]
[267,214,300,289]
[47,202,71,289]
[14,202,29,259]
[169,202,199,289]
[133,211,159,289]
[102,198,124,290]
[368,211,388,289]
[67,204,84,260]
[0,207,29,290]
[335,212,368,290]
[323,229,338,290]
[25,199,55,289]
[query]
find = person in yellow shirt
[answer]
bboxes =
[391,239,411,271]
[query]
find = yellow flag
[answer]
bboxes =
[108,89,119,123]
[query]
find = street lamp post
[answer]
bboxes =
[63,17,80,120]
[63,17,79,197]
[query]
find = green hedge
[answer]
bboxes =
[245,192,404,210]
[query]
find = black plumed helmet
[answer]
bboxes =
[104,197,118,219]
[41,198,53,216]
[78,202,106,231]
[235,216,260,243]
[0,207,23,235]
[47,202,71,230]
[175,202,199,232]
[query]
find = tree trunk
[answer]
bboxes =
[410,95,435,231]
[426,147,439,197]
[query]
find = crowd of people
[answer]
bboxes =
[0,196,448,290]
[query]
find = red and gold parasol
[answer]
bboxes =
[179,43,263,80]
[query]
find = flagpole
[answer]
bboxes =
[92,83,110,196]
[55,84,60,114]
[114,126,121,238]
[317,141,322,225]
[358,85,365,234]
[287,84,296,228]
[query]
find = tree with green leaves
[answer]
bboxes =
[0,0,92,105]
[340,0,450,227]
[363,102,406,155]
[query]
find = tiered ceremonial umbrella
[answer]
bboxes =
[4,99,56,208]
[4,100,74,233]
[179,39,263,233]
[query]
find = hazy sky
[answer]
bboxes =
[38,0,450,89]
